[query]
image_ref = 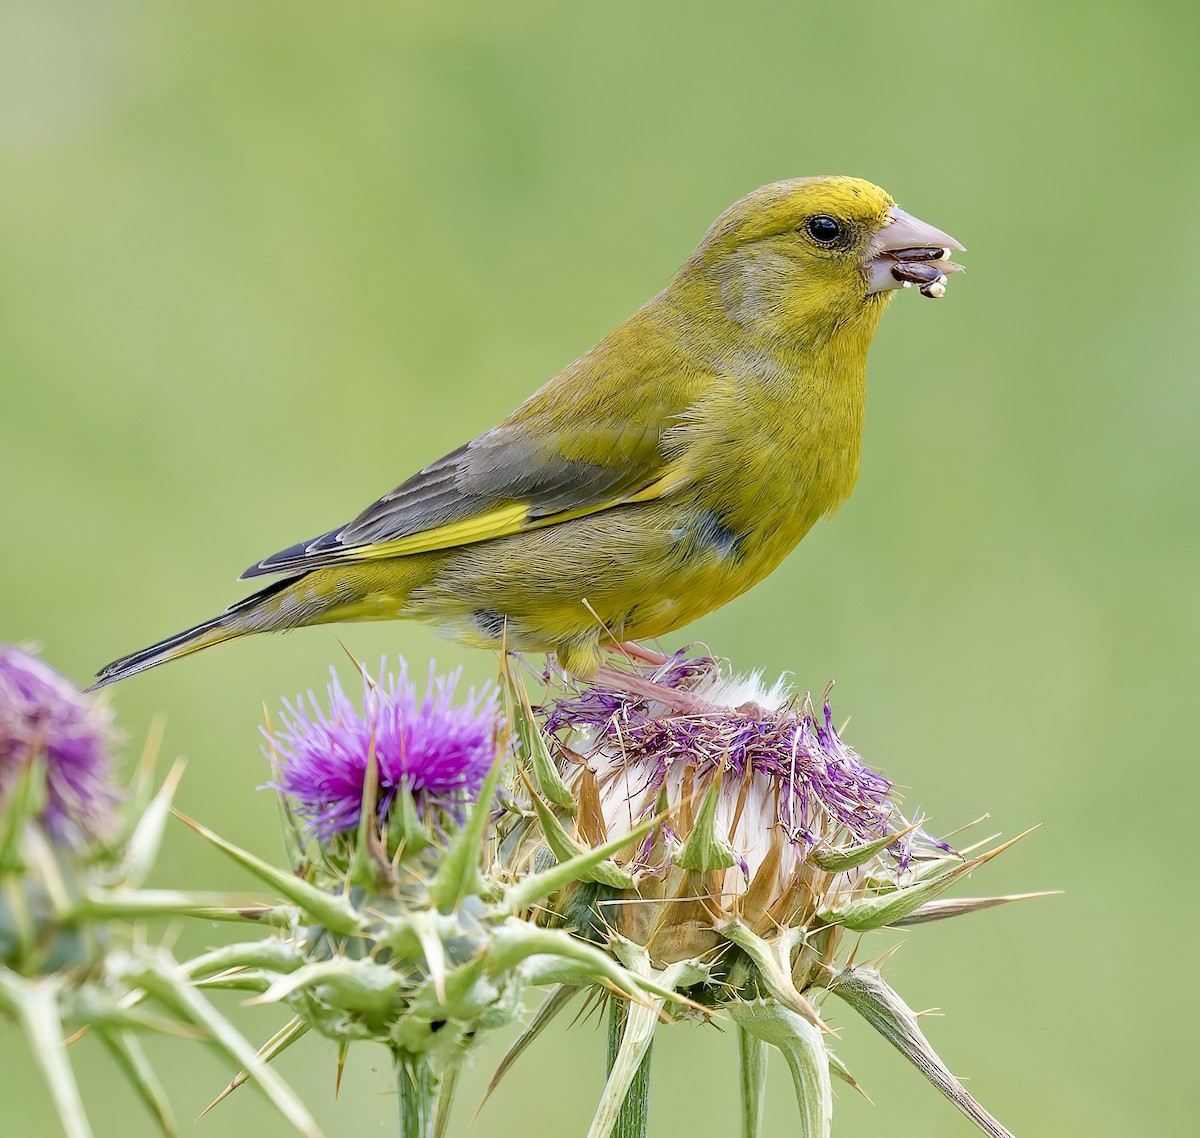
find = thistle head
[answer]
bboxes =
[494,651,1037,1138]
[266,658,499,872]
[536,654,942,966]
[0,644,119,853]
[0,646,128,979]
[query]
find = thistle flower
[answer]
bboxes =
[538,654,947,964]
[166,653,684,1138]
[267,659,498,842]
[498,652,1045,1138]
[0,645,118,850]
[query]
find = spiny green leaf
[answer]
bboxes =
[2,973,93,1138]
[887,890,1060,927]
[719,922,824,1029]
[181,940,305,980]
[409,910,448,1003]
[818,831,1031,932]
[526,787,633,889]
[198,1016,310,1120]
[192,970,272,993]
[77,888,266,922]
[172,811,358,935]
[429,743,506,912]
[96,1029,178,1137]
[826,1049,868,1099]
[247,957,403,1014]
[118,760,185,888]
[504,657,573,806]
[827,966,1013,1138]
[386,787,432,858]
[134,957,324,1138]
[488,922,697,1009]
[503,808,665,915]
[350,733,389,890]
[479,986,578,1113]
[731,1001,831,1138]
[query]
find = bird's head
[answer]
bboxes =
[684,176,963,344]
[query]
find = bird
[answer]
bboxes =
[91,176,963,693]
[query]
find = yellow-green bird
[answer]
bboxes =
[92,176,962,691]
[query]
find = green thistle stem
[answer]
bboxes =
[605,1001,652,1138]
[738,1026,767,1138]
[395,1052,437,1138]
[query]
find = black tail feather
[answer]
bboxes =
[88,575,304,690]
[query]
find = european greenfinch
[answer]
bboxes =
[92,176,962,690]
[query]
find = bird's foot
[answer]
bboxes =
[606,640,671,667]
[593,665,717,716]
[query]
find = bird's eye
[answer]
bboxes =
[804,215,843,244]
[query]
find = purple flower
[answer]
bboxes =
[546,655,947,877]
[0,645,119,849]
[267,658,500,841]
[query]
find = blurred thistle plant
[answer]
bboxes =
[0,645,120,851]
[168,655,693,1138]
[0,646,324,1138]
[493,651,1050,1138]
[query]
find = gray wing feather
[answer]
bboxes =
[240,423,667,579]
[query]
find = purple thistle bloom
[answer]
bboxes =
[266,658,499,841]
[0,645,119,850]
[546,655,947,875]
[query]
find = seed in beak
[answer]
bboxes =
[887,246,952,263]
[890,261,948,299]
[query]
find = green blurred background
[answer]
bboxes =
[2,1,1196,1134]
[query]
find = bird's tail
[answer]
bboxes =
[88,576,301,690]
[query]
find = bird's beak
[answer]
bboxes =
[863,206,965,299]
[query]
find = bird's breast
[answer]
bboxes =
[697,387,862,548]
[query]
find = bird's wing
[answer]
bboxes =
[241,396,696,580]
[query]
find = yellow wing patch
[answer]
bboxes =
[333,503,531,561]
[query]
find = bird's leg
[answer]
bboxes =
[592,666,716,716]
[606,641,671,667]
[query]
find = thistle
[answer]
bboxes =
[496,652,1049,1138]
[172,655,691,1138]
[268,660,497,844]
[5,645,1044,1138]
[0,645,119,852]
[0,646,322,1138]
